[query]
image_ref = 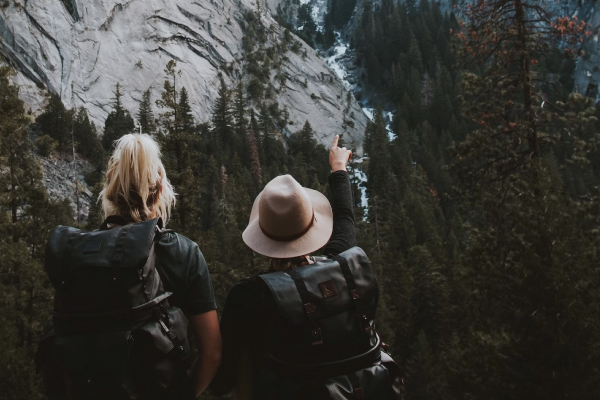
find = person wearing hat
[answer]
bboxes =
[210,135,356,398]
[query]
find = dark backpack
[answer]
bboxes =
[36,216,193,400]
[256,246,402,399]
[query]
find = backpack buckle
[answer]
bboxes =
[159,318,177,341]
[354,387,364,399]
[310,327,323,345]
[357,315,371,333]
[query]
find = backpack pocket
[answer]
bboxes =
[380,351,403,399]
[260,362,393,400]
[129,306,193,399]
[321,363,391,400]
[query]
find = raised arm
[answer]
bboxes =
[323,135,356,256]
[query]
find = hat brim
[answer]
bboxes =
[242,188,333,258]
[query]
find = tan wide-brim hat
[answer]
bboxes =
[242,175,333,258]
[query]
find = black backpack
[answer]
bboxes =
[36,216,193,400]
[256,246,402,399]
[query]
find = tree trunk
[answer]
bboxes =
[514,0,539,158]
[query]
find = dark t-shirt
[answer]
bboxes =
[155,232,217,316]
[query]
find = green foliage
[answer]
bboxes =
[348,1,600,395]
[35,93,72,149]
[323,0,357,41]
[137,88,156,134]
[35,134,57,157]
[0,65,74,400]
[295,4,316,47]
[73,106,105,166]
[288,121,329,188]
[102,83,135,152]
[247,78,264,101]
[34,93,104,166]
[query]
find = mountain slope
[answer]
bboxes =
[0,0,367,150]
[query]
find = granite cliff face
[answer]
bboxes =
[0,0,367,150]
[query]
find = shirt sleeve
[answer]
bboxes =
[323,170,356,255]
[185,243,218,316]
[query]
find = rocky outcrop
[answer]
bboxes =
[37,154,94,223]
[0,0,367,151]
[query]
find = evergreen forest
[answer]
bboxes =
[1,0,600,399]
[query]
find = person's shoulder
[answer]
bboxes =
[158,230,194,245]
[155,231,207,269]
[232,273,263,292]
[224,273,266,306]
[157,231,202,252]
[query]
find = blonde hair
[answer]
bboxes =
[100,134,176,224]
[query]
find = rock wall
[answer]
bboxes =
[0,0,367,152]
[37,154,94,223]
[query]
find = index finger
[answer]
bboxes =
[331,134,339,149]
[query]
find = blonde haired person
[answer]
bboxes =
[101,133,176,223]
[101,134,222,398]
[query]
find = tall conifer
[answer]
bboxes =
[137,89,156,134]
[102,83,135,151]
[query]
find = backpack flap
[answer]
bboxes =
[258,247,378,355]
[322,364,391,400]
[45,218,163,314]
[46,218,161,277]
[258,247,378,326]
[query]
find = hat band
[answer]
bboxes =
[259,210,315,242]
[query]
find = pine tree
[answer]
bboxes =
[0,65,74,400]
[365,107,392,204]
[258,103,286,177]
[296,4,317,46]
[178,87,194,133]
[155,62,201,232]
[232,83,248,162]
[248,110,263,189]
[73,107,104,162]
[36,93,72,149]
[210,78,234,163]
[450,2,600,397]
[137,89,156,134]
[156,60,180,134]
[102,83,135,151]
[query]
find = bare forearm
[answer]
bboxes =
[189,310,222,398]
[192,350,222,397]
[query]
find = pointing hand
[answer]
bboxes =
[329,135,352,172]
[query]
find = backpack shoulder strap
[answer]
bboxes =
[100,215,129,230]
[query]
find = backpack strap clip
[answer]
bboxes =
[285,268,323,346]
[347,372,364,400]
[331,255,371,334]
[154,304,189,362]
[158,318,177,341]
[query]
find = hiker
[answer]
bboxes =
[37,134,221,400]
[210,135,401,399]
